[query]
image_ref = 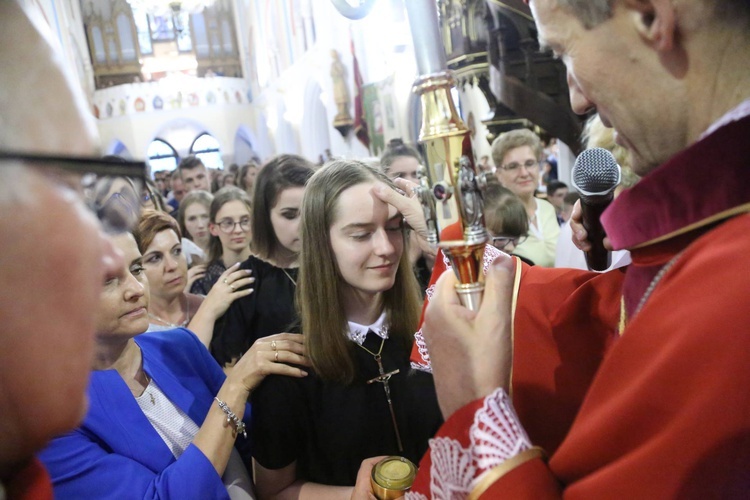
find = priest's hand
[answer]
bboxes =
[570,199,614,252]
[422,253,516,419]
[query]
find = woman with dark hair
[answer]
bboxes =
[215,155,315,368]
[380,138,421,182]
[39,231,308,499]
[190,186,253,296]
[251,160,442,497]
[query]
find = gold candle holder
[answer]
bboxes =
[413,71,489,311]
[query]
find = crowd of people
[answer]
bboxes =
[2,0,749,499]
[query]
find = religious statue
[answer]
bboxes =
[330,50,353,135]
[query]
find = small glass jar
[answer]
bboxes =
[370,456,417,500]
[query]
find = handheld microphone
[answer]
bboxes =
[570,148,621,271]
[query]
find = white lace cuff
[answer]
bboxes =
[407,388,532,499]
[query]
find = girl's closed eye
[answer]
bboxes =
[351,232,371,241]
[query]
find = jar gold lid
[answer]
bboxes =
[371,456,417,491]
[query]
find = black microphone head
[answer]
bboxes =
[571,148,621,202]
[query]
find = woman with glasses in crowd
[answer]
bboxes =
[215,155,314,369]
[138,210,251,349]
[251,160,442,497]
[491,129,560,267]
[39,228,309,499]
[190,186,253,296]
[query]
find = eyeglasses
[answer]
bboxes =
[217,217,251,233]
[500,159,540,172]
[0,151,146,234]
[489,235,527,250]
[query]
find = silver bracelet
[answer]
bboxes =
[214,397,247,439]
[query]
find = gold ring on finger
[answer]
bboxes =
[271,340,277,351]
[274,351,279,362]
[223,278,228,284]
[229,284,236,291]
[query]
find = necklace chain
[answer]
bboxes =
[281,267,297,287]
[148,294,190,328]
[634,250,684,317]
[355,331,403,452]
[355,335,386,358]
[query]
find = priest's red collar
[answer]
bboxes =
[603,115,750,250]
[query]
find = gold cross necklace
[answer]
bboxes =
[356,334,404,453]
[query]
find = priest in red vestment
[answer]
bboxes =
[406,0,750,497]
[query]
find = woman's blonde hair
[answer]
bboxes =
[298,159,421,384]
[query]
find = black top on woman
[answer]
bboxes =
[213,155,314,366]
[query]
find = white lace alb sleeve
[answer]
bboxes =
[407,388,532,499]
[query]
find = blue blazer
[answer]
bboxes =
[38,329,252,499]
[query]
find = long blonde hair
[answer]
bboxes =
[298,160,421,384]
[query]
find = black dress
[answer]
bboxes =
[251,329,443,486]
[211,255,298,366]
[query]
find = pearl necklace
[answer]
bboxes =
[148,295,191,328]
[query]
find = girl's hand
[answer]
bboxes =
[373,180,436,260]
[202,263,254,319]
[351,456,388,500]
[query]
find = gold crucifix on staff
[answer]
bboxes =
[367,353,404,453]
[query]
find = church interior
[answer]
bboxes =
[34,0,583,183]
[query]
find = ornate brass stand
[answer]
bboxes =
[406,1,489,311]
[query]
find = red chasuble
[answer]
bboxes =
[409,116,750,498]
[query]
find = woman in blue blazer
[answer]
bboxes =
[39,231,308,499]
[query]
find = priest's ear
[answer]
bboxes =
[624,0,676,52]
